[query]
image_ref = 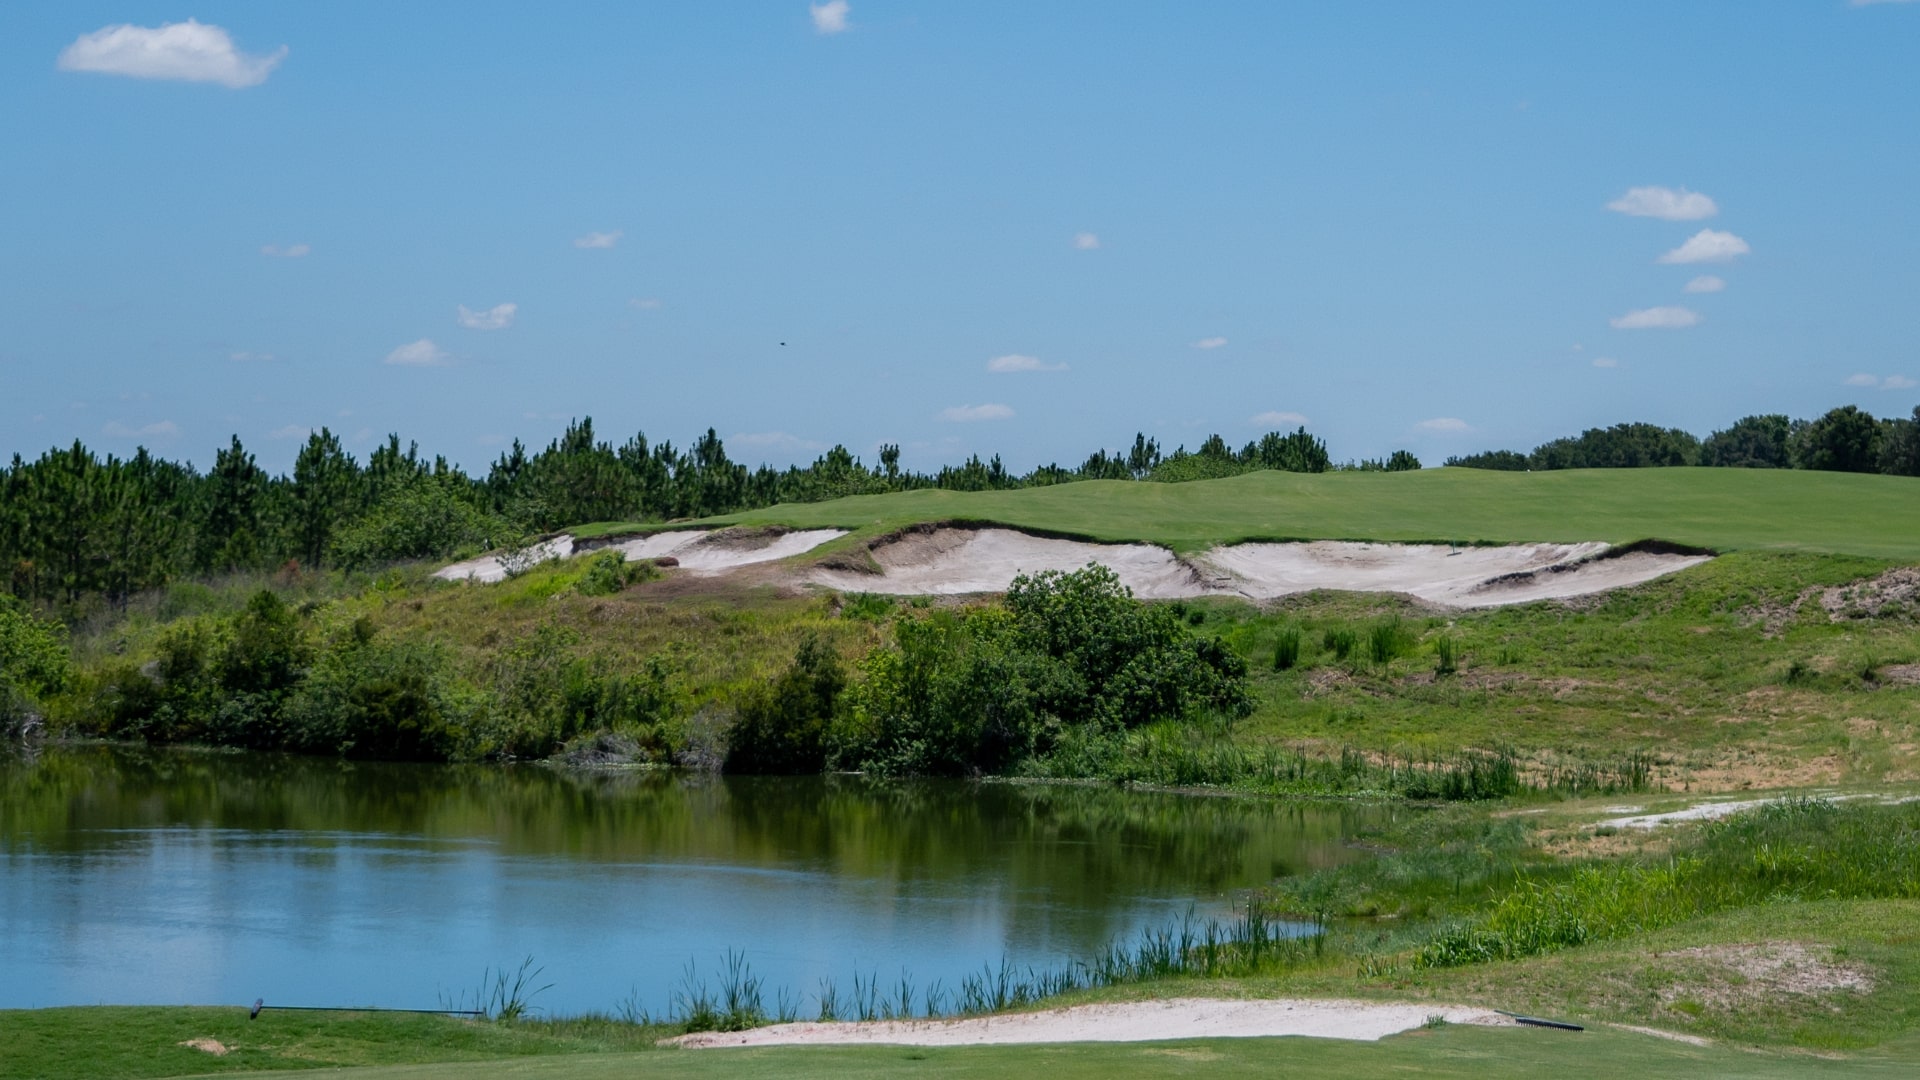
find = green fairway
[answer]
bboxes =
[166,1026,1920,1080]
[659,467,1920,559]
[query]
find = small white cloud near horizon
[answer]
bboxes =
[260,243,310,258]
[1251,411,1308,427]
[732,431,828,453]
[269,424,313,440]
[1592,357,1620,368]
[810,1,851,34]
[1684,275,1727,294]
[1416,417,1471,433]
[1072,232,1101,250]
[574,230,622,249]
[1658,229,1750,265]
[1849,373,1919,389]
[1192,337,1228,350]
[58,20,287,88]
[628,297,663,310]
[384,339,450,366]
[939,403,1014,422]
[103,420,179,438]
[1606,186,1718,221]
[457,302,517,331]
[986,353,1067,373]
[228,350,274,362]
[1611,306,1701,330]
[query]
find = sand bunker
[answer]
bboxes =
[669,997,1508,1048]
[812,528,1710,609]
[434,528,845,584]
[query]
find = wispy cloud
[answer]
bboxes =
[457,302,517,330]
[1192,337,1228,350]
[1605,186,1718,221]
[269,425,312,440]
[1415,417,1471,433]
[574,230,622,249]
[628,297,663,310]
[1251,411,1308,426]
[103,420,179,438]
[1610,305,1701,330]
[1848,373,1918,389]
[810,1,851,34]
[1072,232,1101,250]
[986,353,1066,373]
[229,350,275,362]
[1592,357,1620,368]
[260,243,310,258]
[58,20,286,88]
[384,339,450,366]
[1658,229,1750,265]
[731,430,827,453]
[1684,275,1726,294]
[939,403,1014,422]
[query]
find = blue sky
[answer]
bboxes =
[3,2,1918,474]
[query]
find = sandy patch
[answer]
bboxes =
[809,528,1708,609]
[178,1038,229,1056]
[435,529,845,584]
[1610,1024,1711,1047]
[1661,943,1873,1008]
[1597,798,1778,829]
[668,997,1508,1048]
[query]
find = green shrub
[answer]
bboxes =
[1433,634,1458,676]
[1272,626,1302,671]
[726,635,846,774]
[1366,617,1412,667]
[575,551,661,596]
[331,476,511,570]
[0,598,69,732]
[284,621,466,760]
[1322,626,1357,661]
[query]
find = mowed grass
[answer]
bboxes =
[609,467,1920,558]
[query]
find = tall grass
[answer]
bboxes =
[1272,626,1302,671]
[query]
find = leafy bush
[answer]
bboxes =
[0,598,69,732]
[575,551,662,596]
[726,635,846,774]
[331,476,511,569]
[284,619,466,760]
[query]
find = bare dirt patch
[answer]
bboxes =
[1659,943,1873,1009]
[667,997,1510,1048]
[1819,568,1920,622]
[178,1038,229,1056]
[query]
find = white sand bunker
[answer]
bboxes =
[434,528,846,584]
[812,528,1710,609]
[670,997,1508,1048]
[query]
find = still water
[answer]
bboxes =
[0,745,1392,1015]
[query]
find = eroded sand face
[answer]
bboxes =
[669,997,1509,1048]
[810,528,1709,609]
[434,528,846,583]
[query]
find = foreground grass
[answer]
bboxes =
[671,466,1920,559]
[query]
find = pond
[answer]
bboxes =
[0,745,1394,1016]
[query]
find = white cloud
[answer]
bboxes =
[1592,357,1620,368]
[1072,232,1101,250]
[102,420,179,438]
[1605,186,1718,221]
[58,20,287,88]
[1684,275,1726,294]
[732,431,827,452]
[939,403,1014,422]
[384,339,450,366]
[810,1,851,33]
[260,243,310,258]
[1610,305,1701,330]
[986,353,1067,373]
[228,350,275,362]
[574,230,622,249]
[457,302,517,331]
[1658,229,1750,265]
[269,425,312,439]
[628,297,663,310]
[1192,337,1228,350]
[1415,417,1471,433]
[1850,373,1919,390]
[1251,411,1308,427]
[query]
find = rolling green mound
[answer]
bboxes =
[631,467,1920,559]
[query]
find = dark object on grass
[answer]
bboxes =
[1496,1009,1584,1031]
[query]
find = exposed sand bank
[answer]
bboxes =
[432,528,846,584]
[668,997,1510,1048]
[811,528,1710,609]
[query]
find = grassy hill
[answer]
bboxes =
[621,467,1920,559]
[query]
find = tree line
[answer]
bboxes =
[1446,404,1920,475]
[1,420,1348,608]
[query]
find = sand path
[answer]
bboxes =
[669,997,1509,1048]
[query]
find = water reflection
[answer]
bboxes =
[0,745,1392,1014]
